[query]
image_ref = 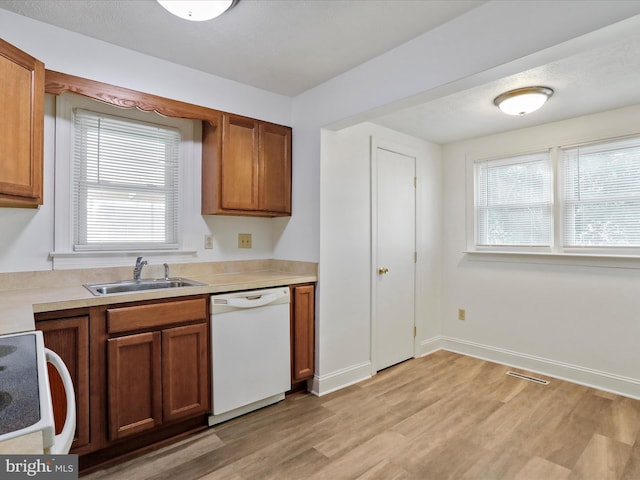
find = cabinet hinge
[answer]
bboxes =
[413,176,417,187]
[414,252,417,263]
[414,326,417,337]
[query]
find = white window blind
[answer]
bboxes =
[561,136,640,247]
[475,152,552,247]
[73,109,181,250]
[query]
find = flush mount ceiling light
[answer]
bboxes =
[157,0,237,21]
[493,86,554,116]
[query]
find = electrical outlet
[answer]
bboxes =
[458,308,466,321]
[238,233,252,249]
[204,234,214,249]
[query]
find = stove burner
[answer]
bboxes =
[0,334,41,435]
[0,391,11,412]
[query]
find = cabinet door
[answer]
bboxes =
[0,38,44,207]
[37,316,90,450]
[162,323,209,422]
[259,122,292,214]
[107,332,162,441]
[291,284,315,383]
[221,114,259,211]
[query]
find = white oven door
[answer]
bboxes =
[0,331,75,454]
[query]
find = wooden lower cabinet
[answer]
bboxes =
[290,284,315,384]
[105,297,210,443]
[37,295,210,472]
[35,287,317,470]
[162,323,209,422]
[36,312,90,451]
[107,322,209,441]
[107,332,162,441]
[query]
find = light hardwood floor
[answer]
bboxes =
[83,351,640,479]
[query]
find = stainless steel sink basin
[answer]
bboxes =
[84,278,207,296]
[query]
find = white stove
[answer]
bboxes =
[0,331,75,454]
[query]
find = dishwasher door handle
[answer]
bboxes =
[227,293,279,308]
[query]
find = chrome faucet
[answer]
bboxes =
[163,263,170,281]
[133,256,147,281]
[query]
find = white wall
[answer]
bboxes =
[3,2,640,397]
[0,9,292,273]
[3,2,639,271]
[296,1,640,395]
[281,1,640,264]
[315,122,442,393]
[441,103,640,398]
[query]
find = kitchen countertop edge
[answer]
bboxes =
[0,271,317,335]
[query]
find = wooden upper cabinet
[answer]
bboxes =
[221,114,260,211]
[202,113,292,216]
[0,39,44,207]
[260,122,292,214]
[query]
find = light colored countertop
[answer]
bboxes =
[0,260,317,335]
[0,431,44,454]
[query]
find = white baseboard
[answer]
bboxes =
[439,336,640,400]
[310,361,372,397]
[308,336,640,400]
[417,335,443,357]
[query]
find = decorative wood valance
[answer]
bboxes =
[45,70,221,127]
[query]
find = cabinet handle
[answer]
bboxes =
[378,267,389,275]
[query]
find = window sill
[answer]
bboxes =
[50,250,198,270]
[464,249,640,269]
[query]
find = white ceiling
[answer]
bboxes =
[1,0,640,144]
[375,25,640,143]
[0,0,485,96]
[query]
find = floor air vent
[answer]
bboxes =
[506,371,549,385]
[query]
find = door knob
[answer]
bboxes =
[378,267,389,275]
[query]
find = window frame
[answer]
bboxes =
[474,150,553,249]
[72,108,182,251]
[559,134,640,255]
[466,133,640,260]
[52,92,196,268]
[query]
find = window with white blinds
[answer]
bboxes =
[561,135,640,248]
[475,152,552,247]
[73,109,181,250]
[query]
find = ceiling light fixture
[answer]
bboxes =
[157,0,237,22]
[493,86,554,116]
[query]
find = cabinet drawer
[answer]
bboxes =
[107,298,207,334]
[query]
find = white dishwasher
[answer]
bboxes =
[208,287,291,426]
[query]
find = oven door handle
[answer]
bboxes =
[45,348,76,455]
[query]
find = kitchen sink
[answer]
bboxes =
[84,278,207,296]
